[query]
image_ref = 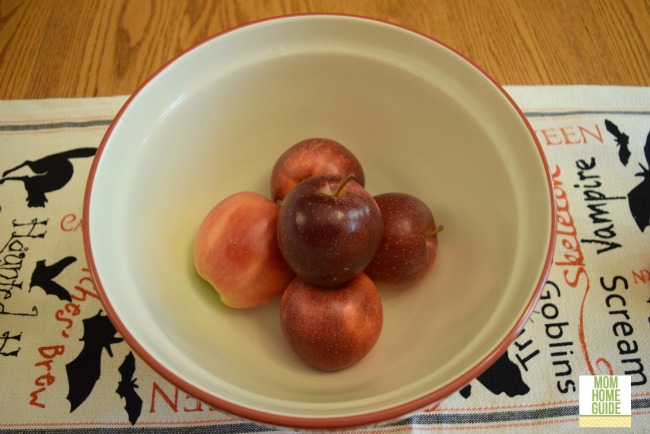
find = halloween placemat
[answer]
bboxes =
[1,87,649,433]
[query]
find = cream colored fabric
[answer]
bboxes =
[1,87,649,432]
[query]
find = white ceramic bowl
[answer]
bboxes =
[84,14,555,429]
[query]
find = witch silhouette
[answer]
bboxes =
[0,148,96,207]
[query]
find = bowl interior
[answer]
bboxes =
[86,15,553,428]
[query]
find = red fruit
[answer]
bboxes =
[280,273,383,371]
[277,174,383,287]
[364,192,442,287]
[194,192,295,308]
[270,138,365,202]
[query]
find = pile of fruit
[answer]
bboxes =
[194,138,442,371]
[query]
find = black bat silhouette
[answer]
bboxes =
[605,119,631,166]
[66,310,123,412]
[117,351,143,425]
[29,256,77,301]
[628,130,650,232]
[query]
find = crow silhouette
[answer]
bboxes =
[30,256,78,302]
[0,148,96,207]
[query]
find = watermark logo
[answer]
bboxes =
[579,375,631,428]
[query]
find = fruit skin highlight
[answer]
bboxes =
[280,273,383,372]
[194,191,295,308]
[364,192,442,288]
[277,174,383,287]
[270,138,366,202]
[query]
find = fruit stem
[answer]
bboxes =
[426,225,444,237]
[334,173,355,197]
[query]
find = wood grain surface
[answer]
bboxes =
[1,0,649,99]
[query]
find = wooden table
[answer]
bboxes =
[1,0,649,100]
